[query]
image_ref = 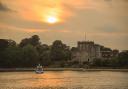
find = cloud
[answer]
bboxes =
[0,15,65,30]
[0,0,128,50]
[0,2,12,12]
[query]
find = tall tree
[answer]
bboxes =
[22,44,39,67]
[0,39,9,50]
[19,38,30,47]
[0,39,9,67]
[51,40,71,61]
[19,35,40,47]
[8,39,16,47]
[36,44,51,65]
[3,46,23,68]
[30,35,40,46]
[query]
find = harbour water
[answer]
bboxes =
[0,71,128,89]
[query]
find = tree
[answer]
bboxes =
[30,35,40,46]
[3,46,23,68]
[36,44,49,54]
[0,39,9,50]
[51,40,71,61]
[19,38,30,47]
[109,57,118,67]
[117,51,128,67]
[22,44,39,67]
[0,39,9,67]
[93,58,102,67]
[36,44,51,66]
[8,39,16,47]
[40,50,51,66]
[19,35,40,47]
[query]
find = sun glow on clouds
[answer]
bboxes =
[42,8,60,24]
[47,16,58,24]
[3,0,86,24]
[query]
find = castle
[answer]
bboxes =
[71,40,119,64]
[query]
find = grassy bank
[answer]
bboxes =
[0,68,128,72]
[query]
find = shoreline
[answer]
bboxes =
[0,68,128,72]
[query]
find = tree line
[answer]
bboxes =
[0,35,71,68]
[0,35,128,68]
[93,51,128,68]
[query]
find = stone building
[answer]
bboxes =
[71,41,101,63]
[71,40,119,63]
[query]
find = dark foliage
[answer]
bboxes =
[0,35,128,68]
[0,36,71,68]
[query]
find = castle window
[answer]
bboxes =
[88,59,89,62]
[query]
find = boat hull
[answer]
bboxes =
[35,70,44,74]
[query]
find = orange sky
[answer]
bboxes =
[0,0,128,50]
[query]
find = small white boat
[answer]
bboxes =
[35,64,44,74]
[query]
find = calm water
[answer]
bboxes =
[0,71,128,89]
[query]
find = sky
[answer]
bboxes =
[0,0,128,51]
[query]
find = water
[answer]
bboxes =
[0,71,128,89]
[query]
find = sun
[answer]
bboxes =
[47,16,58,24]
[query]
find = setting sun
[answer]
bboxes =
[47,16,58,24]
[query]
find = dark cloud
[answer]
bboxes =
[0,2,13,12]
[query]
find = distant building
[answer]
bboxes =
[71,41,101,63]
[71,40,119,63]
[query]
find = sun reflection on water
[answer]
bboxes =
[0,71,128,89]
